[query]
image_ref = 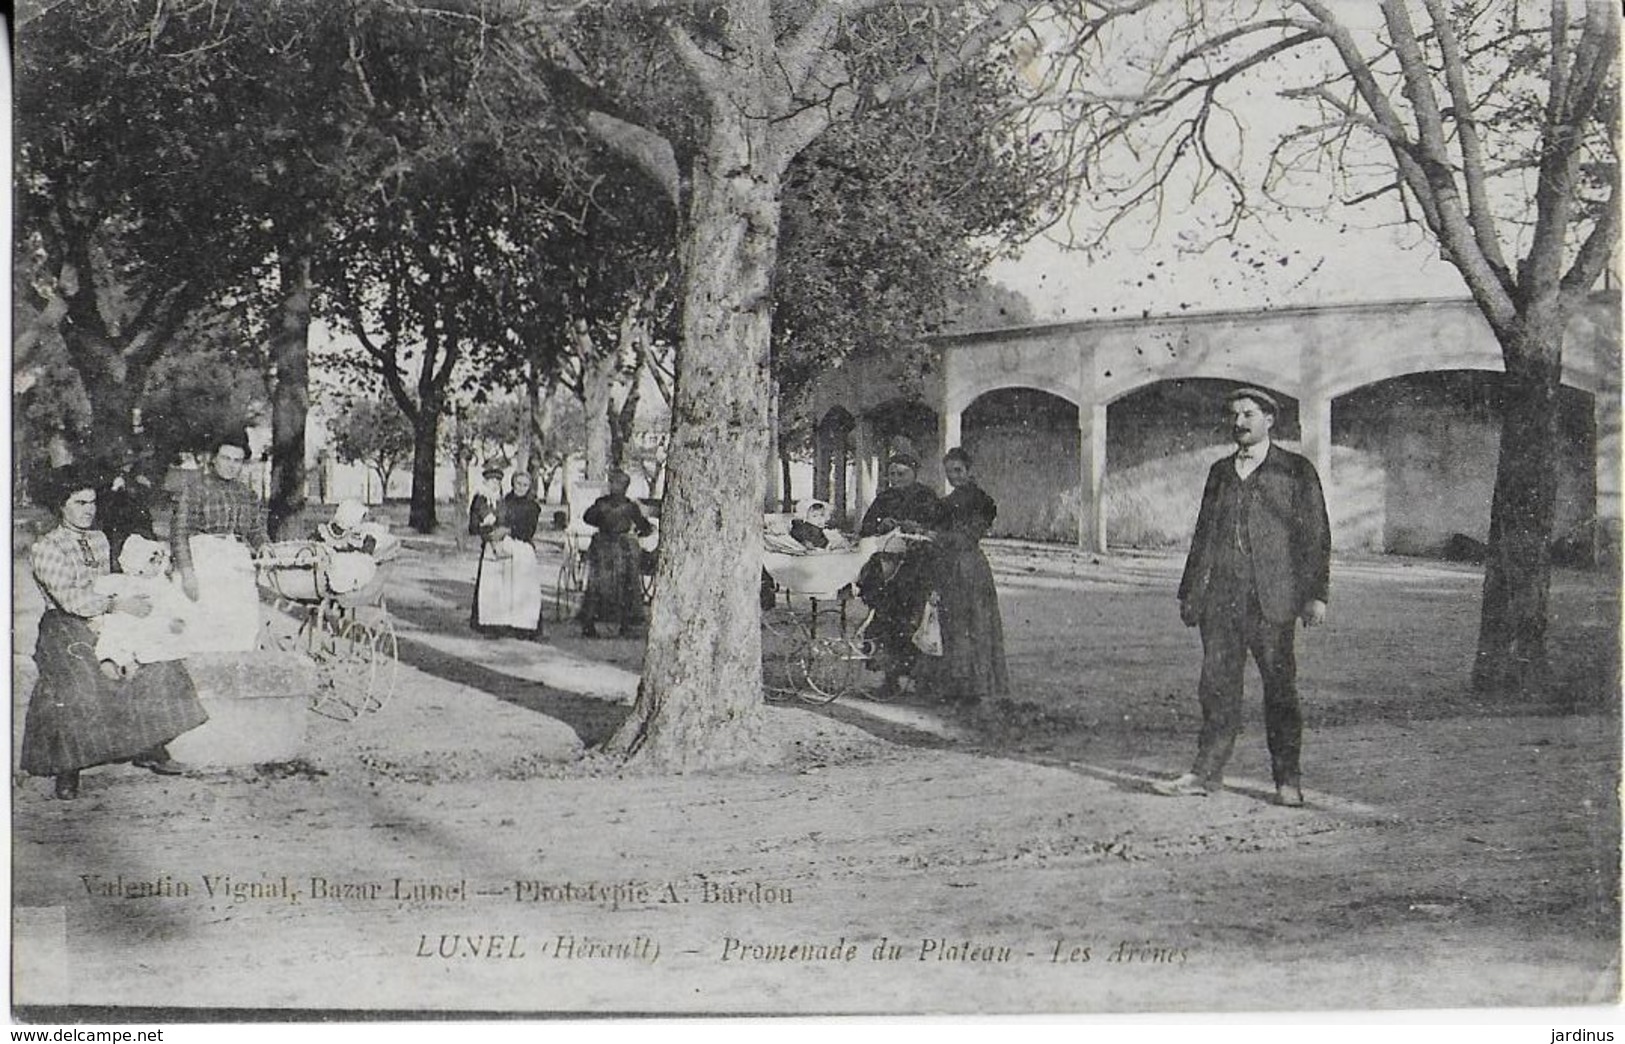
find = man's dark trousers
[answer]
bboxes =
[1193,575,1302,789]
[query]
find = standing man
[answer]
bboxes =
[1158,388,1330,807]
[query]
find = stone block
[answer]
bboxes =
[168,651,317,768]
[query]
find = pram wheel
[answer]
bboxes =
[309,602,399,721]
[799,633,870,703]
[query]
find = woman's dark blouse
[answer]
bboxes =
[936,483,997,548]
[858,483,942,537]
[584,495,653,538]
[501,493,542,543]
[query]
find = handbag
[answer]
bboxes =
[912,594,943,657]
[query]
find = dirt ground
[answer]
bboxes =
[10,524,1621,1017]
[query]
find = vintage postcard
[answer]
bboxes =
[10,0,1620,1028]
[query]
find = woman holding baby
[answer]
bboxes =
[20,464,207,800]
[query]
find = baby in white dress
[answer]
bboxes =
[92,535,193,676]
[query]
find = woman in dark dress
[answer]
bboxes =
[924,448,1009,705]
[855,453,941,698]
[21,465,207,799]
[467,463,505,634]
[579,470,654,638]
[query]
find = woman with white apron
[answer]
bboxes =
[170,431,269,653]
[471,468,545,639]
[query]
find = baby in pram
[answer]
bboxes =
[313,500,401,596]
[761,500,853,607]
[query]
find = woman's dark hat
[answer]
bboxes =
[481,462,507,479]
[215,426,252,455]
[888,452,921,471]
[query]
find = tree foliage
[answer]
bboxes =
[774,58,1059,435]
[15,0,280,459]
[312,3,596,530]
[139,326,272,470]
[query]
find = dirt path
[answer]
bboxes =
[10,532,1619,1015]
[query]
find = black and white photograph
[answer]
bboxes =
[9,0,1621,1029]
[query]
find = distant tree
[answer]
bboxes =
[942,280,1038,333]
[463,401,527,475]
[140,334,272,472]
[532,390,588,503]
[329,399,415,503]
[312,1,593,533]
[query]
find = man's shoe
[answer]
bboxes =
[1275,784,1305,808]
[132,756,189,776]
[1152,772,1210,797]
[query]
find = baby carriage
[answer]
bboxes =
[257,537,401,721]
[761,529,912,703]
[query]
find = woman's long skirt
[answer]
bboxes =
[926,544,1009,703]
[20,611,207,776]
[472,538,544,633]
[580,533,645,630]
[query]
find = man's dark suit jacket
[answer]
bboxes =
[1178,443,1331,625]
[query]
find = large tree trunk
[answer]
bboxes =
[518,363,538,478]
[448,410,470,517]
[267,253,312,538]
[605,114,781,771]
[609,371,641,473]
[408,406,441,533]
[578,328,616,482]
[65,327,142,466]
[1472,301,1566,696]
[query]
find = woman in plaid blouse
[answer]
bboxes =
[21,464,207,800]
[169,431,269,653]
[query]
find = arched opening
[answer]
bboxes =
[867,399,940,463]
[1333,371,1598,560]
[962,386,1079,539]
[813,407,855,523]
[1102,378,1298,549]
[861,398,941,516]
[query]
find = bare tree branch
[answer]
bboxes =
[1562,163,1620,294]
[869,0,1038,109]
[585,111,684,207]
[1524,0,1616,292]
[1422,0,1510,278]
